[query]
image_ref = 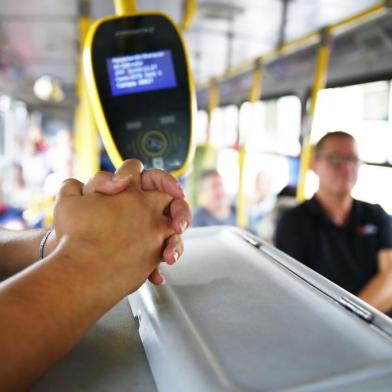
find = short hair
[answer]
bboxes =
[278,185,297,198]
[314,131,356,157]
[199,169,220,182]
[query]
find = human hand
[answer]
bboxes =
[378,249,392,272]
[52,168,175,294]
[44,160,191,284]
[83,160,191,285]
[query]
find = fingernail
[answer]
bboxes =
[159,274,166,285]
[180,220,189,233]
[112,176,130,182]
[173,250,179,263]
[112,171,133,182]
[176,182,185,196]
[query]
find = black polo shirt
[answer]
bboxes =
[275,197,392,295]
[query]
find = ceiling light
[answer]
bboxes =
[33,75,65,102]
[199,1,244,20]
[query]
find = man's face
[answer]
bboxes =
[201,174,228,209]
[312,136,360,197]
[255,172,272,200]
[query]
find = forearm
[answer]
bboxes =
[0,161,182,390]
[0,228,47,281]
[357,270,392,313]
[0,241,131,391]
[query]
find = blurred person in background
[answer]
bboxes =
[0,182,26,230]
[248,170,276,234]
[192,169,236,227]
[44,128,74,197]
[21,125,51,195]
[8,162,30,210]
[275,131,392,314]
[256,185,297,243]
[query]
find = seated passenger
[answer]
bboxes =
[275,131,392,314]
[192,169,236,227]
[248,171,276,234]
[256,185,297,243]
[0,159,191,390]
[0,185,26,230]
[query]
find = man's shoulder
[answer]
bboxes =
[276,200,315,235]
[275,199,315,247]
[279,199,312,222]
[354,199,389,219]
[193,207,210,221]
[193,206,208,216]
[192,207,217,227]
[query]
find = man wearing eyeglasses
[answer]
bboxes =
[275,131,392,314]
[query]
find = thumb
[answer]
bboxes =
[113,159,143,191]
[57,178,84,200]
[83,171,129,195]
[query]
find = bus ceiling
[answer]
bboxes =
[0,0,390,109]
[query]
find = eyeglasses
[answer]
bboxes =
[317,154,361,166]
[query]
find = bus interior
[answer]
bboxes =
[1,1,392,391]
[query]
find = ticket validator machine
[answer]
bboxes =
[83,5,195,175]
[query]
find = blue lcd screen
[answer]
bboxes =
[106,50,177,96]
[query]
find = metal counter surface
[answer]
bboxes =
[33,298,157,392]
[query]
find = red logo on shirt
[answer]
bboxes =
[356,224,378,236]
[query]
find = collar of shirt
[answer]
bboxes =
[306,196,360,233]
[306,197,379,237]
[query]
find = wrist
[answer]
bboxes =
[39,230,56,259]
[53,236,133,295]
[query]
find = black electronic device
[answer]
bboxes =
[84,12,195,175]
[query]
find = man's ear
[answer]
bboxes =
[310,146,317,173]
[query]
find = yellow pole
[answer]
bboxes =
[74,77,100,182]
[73,8,100,182]
[236,60,263,228]
[296,28,331,202]
[114,0,137,16]
[207,82,220,142]
[249,60,263,103]
[204,81,219,167]
[236,147,247,228]
[179,0,198,31]
[189,82,219,207]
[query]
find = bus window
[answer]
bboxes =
[244,96,301,156]
[216,148,239,196]
[195,110,208,146]
[276,96,302,156]
[210,105,238,149]
[216,149,291,198]
[239,101,263,149]
[0,114,4,157]
[354,165,392,214]
[242,96,301,195]
[214,95,301,201]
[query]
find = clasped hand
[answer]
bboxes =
[51,159,191,291]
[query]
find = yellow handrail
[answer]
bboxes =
[332,3,384,31]
[197,2,386,90]
[114,0,137,16]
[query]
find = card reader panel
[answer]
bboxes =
[85,13,194,174]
